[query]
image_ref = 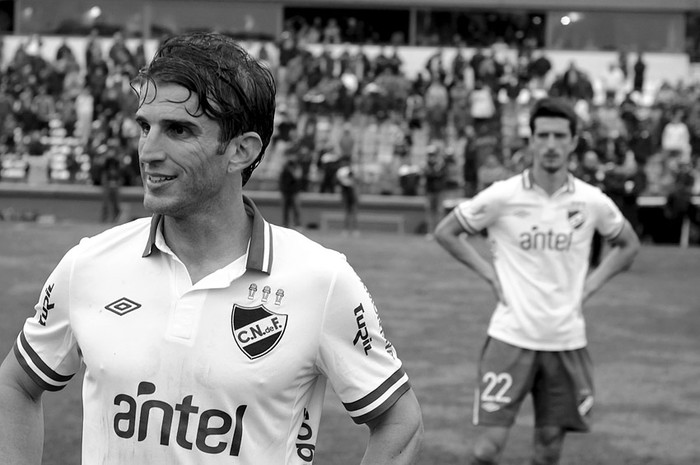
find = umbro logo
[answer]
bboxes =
[105,297,142,316]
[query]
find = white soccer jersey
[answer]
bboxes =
[453,170,625,351]
[14,196,409,464]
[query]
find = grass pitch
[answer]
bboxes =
[0,221,699,464]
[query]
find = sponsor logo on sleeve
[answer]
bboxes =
[231,304,287,360]
[352,304,373,355]
[295,408,316,462]
[38,283,55,326]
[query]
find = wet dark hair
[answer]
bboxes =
[132,32,276,185]
[529,97,578,137]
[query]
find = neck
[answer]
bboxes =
[530,166,569,196]
[162,197,251,284]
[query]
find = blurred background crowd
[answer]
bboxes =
[0,7,699,243]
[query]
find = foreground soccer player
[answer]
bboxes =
[0,32,422,464]
[435,97,639,465]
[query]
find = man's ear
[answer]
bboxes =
[569,134,579,153]
[226,132,263,174]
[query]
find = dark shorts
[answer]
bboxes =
[473,337,594,432]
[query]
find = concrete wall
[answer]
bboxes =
[1,184,697,245]
[0,183,429,234]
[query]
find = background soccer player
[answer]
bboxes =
[0,32,422,464]
[434,97,640,465]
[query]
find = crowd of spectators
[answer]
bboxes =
[0,31,143,187]
[0,24,699,241]
[269,23,700,242]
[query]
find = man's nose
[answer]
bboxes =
[545,134,558,148]
[138,130,165,162]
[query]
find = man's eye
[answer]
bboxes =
[139,123,150,135]
[171,125,188,136]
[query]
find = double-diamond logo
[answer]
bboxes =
[105,297,142,316]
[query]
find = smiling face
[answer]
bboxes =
[530,116,578,175]
[135,82,232,218]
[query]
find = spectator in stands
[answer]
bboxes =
[425,47,446,83]
[469,79,497,137]
[575,149,606,265]
[423,144,448,238]
[337,123,356,161]
[278,149,304,229]
[593,96,628,156]
[336,155,360,236]
[398,158,422,196]
[550,61,593,102]
[661,108,691,164]
[323,18,342,44]
[297,119,317,191]
[601,61,626,104]
[664,159,696,244]
[528,48,552,91]
[0,83,11,134]
[318,146,341,194]
[451,42,468,84]
[477,152,510,192]
[450,77,471,138]
[603,145,647,238]
[84,29,103,71]
[633,52,647,93]
[98,145,123,223]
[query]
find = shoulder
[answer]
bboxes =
[571,176,608,200]
[473,173,522,202]
[70,217,153,258]
[269,225,348,274]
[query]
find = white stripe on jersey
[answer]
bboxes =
[347,373,409,422]
[15,333,71,391]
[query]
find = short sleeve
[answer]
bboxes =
[317,258,409,424]
[453,183,504,234]
[13,245,82,391]
[592,192,626,240]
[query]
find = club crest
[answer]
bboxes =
[231,304,287,360]
[567,208,586,229]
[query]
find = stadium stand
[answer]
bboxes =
[0,6,699,244]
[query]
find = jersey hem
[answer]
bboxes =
[486,330,587,352]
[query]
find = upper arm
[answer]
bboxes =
[363,388,423,464]
[366,387,422,433]
[0,349,46,403]
[434,210,465,240]
[608,219,640,252]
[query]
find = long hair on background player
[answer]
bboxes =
[131,32,277,185]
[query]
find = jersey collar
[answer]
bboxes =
[522,169,576,194]
[141,195,274,275]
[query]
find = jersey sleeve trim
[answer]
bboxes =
[13,332,74,391]
[453,209,480,235]
[343,367,410,424]
[603,221,625,241]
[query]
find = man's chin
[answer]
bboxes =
[143,196,172,215]
[542,163,565,174]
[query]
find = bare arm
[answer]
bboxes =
[361,388,423,465]
[0,351,46,465]
[583,219,640,303]
[434,212,506,304]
